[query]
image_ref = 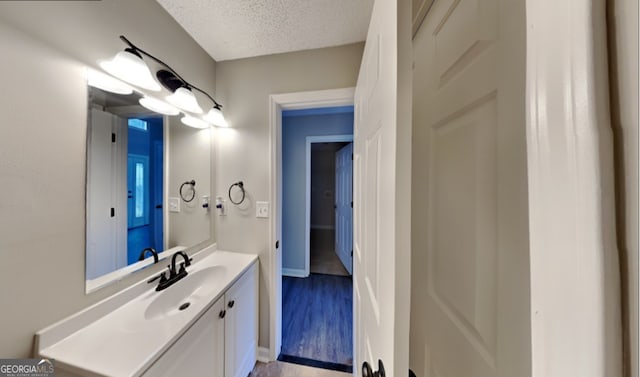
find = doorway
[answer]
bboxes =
[126,116,164,265]
[309,141,352,276]
[268,87,355,366]
[279,107,354,372]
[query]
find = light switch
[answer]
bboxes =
[256,201,269,218]
[169,197,180,213]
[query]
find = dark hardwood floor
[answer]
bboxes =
[281,273,353,372]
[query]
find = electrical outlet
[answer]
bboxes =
[256,201,269,218]
[169,197,180,213]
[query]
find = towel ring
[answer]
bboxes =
[179,180,196,202]
[228,181,245,205]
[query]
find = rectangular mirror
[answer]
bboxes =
[86,85,213,292]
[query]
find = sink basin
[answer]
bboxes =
[144,266,228,320]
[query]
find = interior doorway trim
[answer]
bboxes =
[268,87,355,361]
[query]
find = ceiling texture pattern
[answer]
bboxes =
[155,0,374,62]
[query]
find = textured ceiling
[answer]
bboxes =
[155,0,374,62]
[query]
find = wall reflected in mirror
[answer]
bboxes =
[86,85,213,290]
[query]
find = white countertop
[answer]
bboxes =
[36,250,258,377]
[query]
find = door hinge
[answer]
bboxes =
[351,250,353,257]
[351,153,353,160]
[110,208,115,217]
[111,133,116,143]
[275,240,280,249]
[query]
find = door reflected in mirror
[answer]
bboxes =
[86,86,212,290]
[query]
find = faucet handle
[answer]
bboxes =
[158,271,168,284]
[178,262,187,275]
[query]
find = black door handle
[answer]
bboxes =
[362,360,386,377]
[155,204,162,209]
[362,362,374,377]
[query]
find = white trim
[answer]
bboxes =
[256,347,271,363]
[526,0,622,375]
[282,268,308,278]
[269,87,355,361]
[305,134,353,277]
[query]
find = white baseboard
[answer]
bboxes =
[257,347,271,363]
[282,268,307,278]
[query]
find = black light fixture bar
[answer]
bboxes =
[119,35,222,109]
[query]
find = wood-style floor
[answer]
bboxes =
[310,229,349,276]
[251,361,351,377]
[281,273,353,370]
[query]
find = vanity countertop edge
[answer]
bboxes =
[35,247,258,377]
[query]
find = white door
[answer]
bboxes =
[335,143,353,275]
[353,0,411,376]
[86,109,127,280]
[412,0,530,376]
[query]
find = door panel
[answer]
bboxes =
[412,0,530,376]
[335,143,353,275]
[353,0,411,375]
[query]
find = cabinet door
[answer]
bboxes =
[224,263,258,377]
[142,297,225,377]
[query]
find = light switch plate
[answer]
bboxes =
[256,201,269,218]
[169,197,180,213]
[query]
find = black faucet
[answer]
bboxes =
[138,247,159,263]
[156,251,192,291]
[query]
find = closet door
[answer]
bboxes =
[412,0,531,376]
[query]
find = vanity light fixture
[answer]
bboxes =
[203,105,228,127]
[181,115,211,129]
[87,69,133,95]
[139,96,180,116]
[167,87,203,114]
[101,36,227,127]
[99,49,161,92]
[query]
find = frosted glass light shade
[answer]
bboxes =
[167,87,203,114]
[203,106,228,127]
[181,115,210,129]
[99,50,161,92]
[87,70,133,95]
[139,97,180,116]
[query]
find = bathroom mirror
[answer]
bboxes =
[85,85,214,292]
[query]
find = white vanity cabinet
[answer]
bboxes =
[224,262,259,377]
[142,262,258,377]
[142,298,225,377]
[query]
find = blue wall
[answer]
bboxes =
[282,107,353,273]
[127,116,163,264]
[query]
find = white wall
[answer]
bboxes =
[214,43,363,348]
[608,0,639,375]
[168,117,213,249]
[0,1,216,358]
